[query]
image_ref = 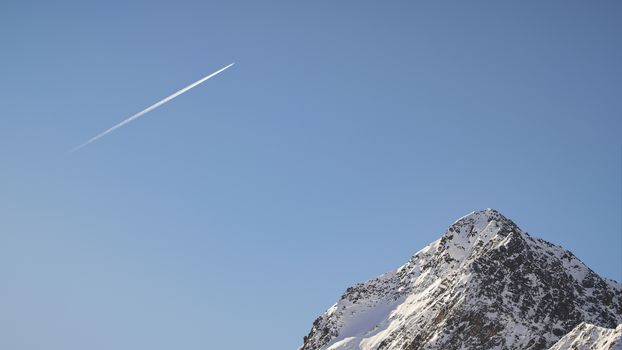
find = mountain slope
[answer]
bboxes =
[548,323,622,350]
[300,209,622,350]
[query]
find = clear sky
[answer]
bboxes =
[1,1,621,349]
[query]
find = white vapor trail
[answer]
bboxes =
[70,63,235,153]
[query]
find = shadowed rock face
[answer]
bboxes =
[299,209,622,350]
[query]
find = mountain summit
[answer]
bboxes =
[300,209,622,350]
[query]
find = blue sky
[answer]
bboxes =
[1,1,621,349]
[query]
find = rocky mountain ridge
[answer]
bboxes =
[299,209,622,350]
[548,323,622,350]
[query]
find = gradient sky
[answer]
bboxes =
[1,1,621,349]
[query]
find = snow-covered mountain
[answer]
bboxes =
[548,323,621,350]
[299,209,622,350]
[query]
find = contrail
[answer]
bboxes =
[70,62,235,153]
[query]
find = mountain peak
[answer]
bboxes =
[439,208,524,262]
[452,208,510,227]
[300,210,622,350]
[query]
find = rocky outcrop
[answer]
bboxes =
[548,323,622,350]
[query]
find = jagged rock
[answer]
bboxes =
[548,323,622,350]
